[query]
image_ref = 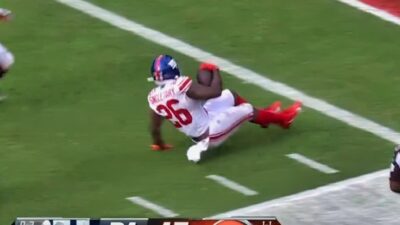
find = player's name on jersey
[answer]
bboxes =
[14,218,281,225]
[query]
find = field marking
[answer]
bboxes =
[336,0,400,26]
[0,94,7,102]
[206,174,258,196]
[126,196,179,217]
[286,153,339,174]
[212,169,388,217]
[55,0,400,145]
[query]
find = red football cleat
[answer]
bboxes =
[264,101,282,112]
[260,101,282,128]
[279,101,302,129]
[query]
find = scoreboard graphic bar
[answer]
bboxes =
[14,218,281,225]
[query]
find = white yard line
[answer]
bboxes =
[336,0,400,26]
[206,175,258,196]
[286,153,339,174]
[126,196,179,217]
[55,0,400,145]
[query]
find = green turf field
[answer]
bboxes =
[0,0,399,224]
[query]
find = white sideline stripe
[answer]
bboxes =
[206,174,258,196]
[336,0,400,26]
[55,0,400,145]
[126,196,179,217]
[212,169,388,217]
[286,153,339,174]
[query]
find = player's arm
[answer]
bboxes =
[149,110,172,151]
[150,110,164,146]
[186,68,222,100]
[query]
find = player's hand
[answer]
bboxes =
[200,62,219,71]
[150,143,173,151]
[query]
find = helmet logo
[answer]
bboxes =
[168,59,177,69]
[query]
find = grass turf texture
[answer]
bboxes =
[0,0,397,224]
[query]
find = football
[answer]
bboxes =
[197,69,213,86]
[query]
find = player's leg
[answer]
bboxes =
[208,103,254,147]
[186,103,254,162]
[205,89,302,129]
[197,62,301,128]
[204,89,281,117]
[233,90,302,128]
[252,101,302,128]
[231,91,281,113]
[187,101,301,162]
[208,102,300,146]
[390,146,400,193]
[203,89,235,118]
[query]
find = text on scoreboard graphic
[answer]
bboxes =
[14,218,281,225]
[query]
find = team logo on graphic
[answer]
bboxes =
[213,220,252,225]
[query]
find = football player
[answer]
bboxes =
[0,8,11,21]
[390,145,400,193]
[147,55,302,162]
[0,8,14,101]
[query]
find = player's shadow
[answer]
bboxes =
[197,124,300,164]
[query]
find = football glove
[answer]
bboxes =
[150,143,173,151]
[200,62,219,71]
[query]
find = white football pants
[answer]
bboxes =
[186,90,253,162]
[204,90,253,147]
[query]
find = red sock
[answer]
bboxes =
[251,109,283,125]
[235,95,248,106]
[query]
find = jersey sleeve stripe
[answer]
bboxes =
[176,76,189,86]
[179,78,192,91]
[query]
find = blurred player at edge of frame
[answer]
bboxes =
[147,54,302,163]
[0,8,15,101]
[390,145,400,193]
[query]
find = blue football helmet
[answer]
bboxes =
[148,54,181,85]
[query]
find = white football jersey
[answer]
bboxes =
[148,76,209,137]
